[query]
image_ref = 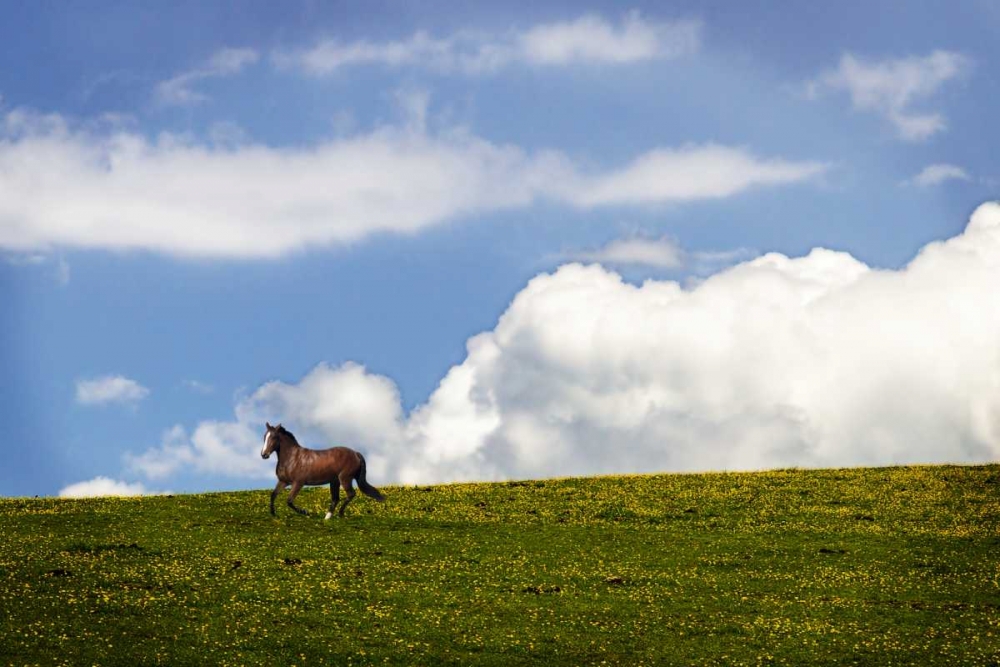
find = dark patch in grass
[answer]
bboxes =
[818,548,847,555]
[46,569,72,577]
[282,558,302,566]
[604,576,625,586]
[522,585,561,594]
[855,514,875,521]
[229,560,242,571]
[120,581,174,592]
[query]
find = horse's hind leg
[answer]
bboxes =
[325,482,340,520]
[270,480,288,516]
[337,471,357,518]
[286,481,308,515]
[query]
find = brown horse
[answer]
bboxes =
[261,422,385,518]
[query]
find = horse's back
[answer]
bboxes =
[297,445,361,485]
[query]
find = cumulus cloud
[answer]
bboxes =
[807,50,972,141]
[277,11,700,75]
[128,203,1000,485]
[58,477,165,498]
[155,47,259,106]
[125,422,267,480]
[0,109,824,258]
[75,375,149,406]
[906,163,972,187]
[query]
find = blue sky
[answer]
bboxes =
[2,1,998,498]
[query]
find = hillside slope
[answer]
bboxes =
[1,465,998,665]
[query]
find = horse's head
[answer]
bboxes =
[261,422,282,459]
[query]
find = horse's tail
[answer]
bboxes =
[356,454,385,502]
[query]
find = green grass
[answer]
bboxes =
[1,465,999,666]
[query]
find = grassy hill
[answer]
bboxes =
[1,465,998,665]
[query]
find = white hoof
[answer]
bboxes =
[324,511,333,520]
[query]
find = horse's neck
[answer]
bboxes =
[277,439,302,462]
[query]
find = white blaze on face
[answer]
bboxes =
[261,431,272,458]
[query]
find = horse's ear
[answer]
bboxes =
[266,421,272,429]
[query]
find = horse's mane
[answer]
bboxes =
[277,425,300,445]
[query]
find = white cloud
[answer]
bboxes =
[808,50,972,141]
[155,47,259,106]
[237,362,406,449]
[277,11,700,75]
[906,163,972,187]
[128,202,1000,486]
[569,236,756,272]
[125,422,268,480]
[0,109,825,258]
[75,375,149,406]
[516,11,700,65]
[568,145,827,206]
[573,237,685,269]
[58,476,165,498]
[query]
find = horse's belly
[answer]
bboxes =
[304,467,340,485]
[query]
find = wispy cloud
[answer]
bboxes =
[75,375,149,406]
[55,257,70,285]
[0,108,827,259]
[277,11,701,75]
[183,380,215,394]
[568,145,827,206]
[904,163,972,187]
[59,476,166,498]
[571,237,685,269]
[807,50,972,141]
[569,236,756,272]
[155,47,259,106]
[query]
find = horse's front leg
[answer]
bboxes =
[286,481,308,515]
[270,480,288,516]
